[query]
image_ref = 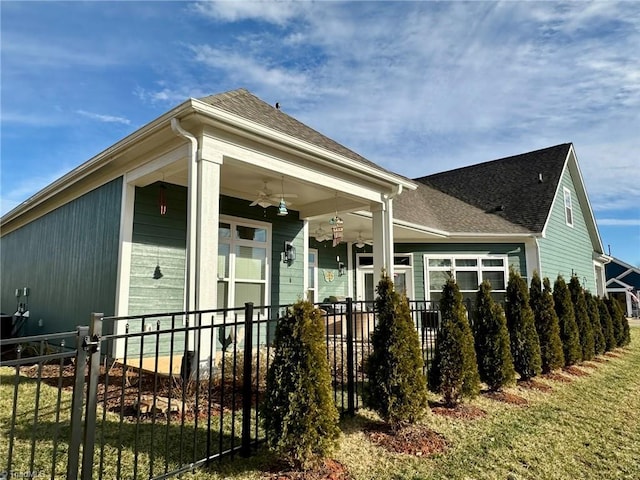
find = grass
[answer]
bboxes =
[2,327,639,479]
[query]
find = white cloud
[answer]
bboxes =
[192,0,310,26]
[597,218,640,227]
[76,110,131,126]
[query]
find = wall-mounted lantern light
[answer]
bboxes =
[337,256,345,276]
[283,241,296,264]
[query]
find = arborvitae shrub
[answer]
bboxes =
[428,277,480,406]
[504,268,542,380]
[569,276,595,361]
[529,273,565,373]
[263,300,340,469]
[553,275,582,365]
[472,280,515,390]
[585,291,606,356]
[364,274,428,429]
[598,297,616,351]
[606,297,630,347]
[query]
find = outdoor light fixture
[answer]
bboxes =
[283,241,296,264]
[337,256,345,276]
[277,177,289,216]
[277,199,288,216]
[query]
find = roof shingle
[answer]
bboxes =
[411,144,572,233]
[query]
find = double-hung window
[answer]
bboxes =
[425,255,508,304]
[217,217,270,309]
[563,187,574,227]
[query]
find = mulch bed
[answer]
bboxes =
[517,379,553,392]
[591,357,608,364]
[262,459,352,480]
[541,372,573,383]
[483,390,528,406]
[562,365,590,377]
[604,351,622,358]
[580,361,599,369]
[430,402,487,420]
[365,423,449,456]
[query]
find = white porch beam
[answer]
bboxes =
[126,144,189,186]
[203,136,384,203]
[298,198,368,219]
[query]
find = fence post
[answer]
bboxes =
[67,325,89,480]
[241,302,254,457]
[81,313,103,480]
[345,297,355,416]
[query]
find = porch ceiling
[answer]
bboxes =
[137,158,443,244]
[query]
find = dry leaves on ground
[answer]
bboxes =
[262,459,352,480]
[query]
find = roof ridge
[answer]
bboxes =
[414,143,572,182]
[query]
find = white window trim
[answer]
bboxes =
[423,254,509,301]
[563,187,574,228]
[356,253,414,300]
[218,215,271,309]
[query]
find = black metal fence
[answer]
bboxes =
[0,298,439,479]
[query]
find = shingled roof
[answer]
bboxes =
[199,88,393,174]
[410,143,572,234]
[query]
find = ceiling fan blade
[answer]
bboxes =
[250,199,260,207]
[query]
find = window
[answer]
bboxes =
[307,249,318,303]
[425,255,508,304]
[563,187,573,227]
[217,218,270,309]
[356,254,414,301]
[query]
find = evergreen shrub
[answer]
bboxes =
[364,274,428,429]
[585,291,606,356]
[504,267,541,380]
[598,297,616,352]
[472,280,515,390]
[569,276,595,361]
[262,300,340,469]
[428,277,480,406]
[553,275,582,365]
[529,273,565,373]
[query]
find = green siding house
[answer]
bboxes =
[1,88,608,361]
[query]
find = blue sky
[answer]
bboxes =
[2,1,639,265]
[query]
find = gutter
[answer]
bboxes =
[170,118,198,312]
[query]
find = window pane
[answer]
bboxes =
[234,282,265,307]
[365,273,375,302]
[429,292,442,304]
[218,244,230,278]
[482,258,504,267]
[457,271,478,290]
[235,246,266,280]
[359,256,374,267]
[308,266,315,289]
[395,273,407,295]
[429,271,450,291]
[219,223,231,238]
[217,281,228,309]
[429,258,451,268]
[491,292,506,305]
[395,256,411,266]
[483,270,505,290]
[455,258,477,267]
[235,225,266,242]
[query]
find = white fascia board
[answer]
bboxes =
[190,99,416,192]
[1,99,196,228]
[566,144,605,254]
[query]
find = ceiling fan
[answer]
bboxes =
[312,224,332,242]
[354,232,373,248]
[250,180,297,208]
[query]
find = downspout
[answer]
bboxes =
[171,118,198,314]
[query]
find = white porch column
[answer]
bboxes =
[371,197,395,280]
[195,151,222,310]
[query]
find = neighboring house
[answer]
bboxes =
[1,88,608,354]
[605,257,640,317]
